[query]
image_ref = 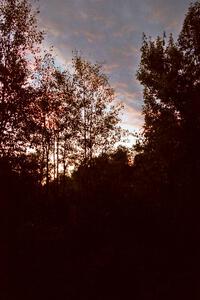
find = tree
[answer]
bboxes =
[0,0,43,159]
[178,2,200,154]
[48,67,80,188]
[0,1,124,186]
[29,52,61,187]
[135,1,200,205]
[72,53,123,166]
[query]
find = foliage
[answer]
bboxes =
[71,53,123,165]
[2,2,200,300]
[0,1,124,184]
[0,0,43,157]
[135,2,200,207]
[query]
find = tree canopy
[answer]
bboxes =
[135,1,200,207]
[2,1,200,300]
[0,0,124,185]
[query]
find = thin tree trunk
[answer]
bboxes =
[56,132,59,190]
[46,143,49,196]
[53,133,56,182]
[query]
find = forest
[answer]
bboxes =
[1,0,200,299]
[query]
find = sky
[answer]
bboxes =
[34,0,191,140]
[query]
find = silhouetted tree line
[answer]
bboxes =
[1,1,200,299]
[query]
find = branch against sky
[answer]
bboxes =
[34,0,191,134]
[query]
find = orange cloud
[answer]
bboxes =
[73,29,105,43]
[113,25,136,38]
[103,63,120,73]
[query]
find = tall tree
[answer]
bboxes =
[0,0,43,159]
[136,1,200,204]
[52,69,80,181]
[72,53,123,166]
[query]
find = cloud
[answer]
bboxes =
[35,0,192,135]
[73,30,105,43]
[145,0,190,36]
[121,104,144,147]
[113,24,137,38]
[103,63,121,73]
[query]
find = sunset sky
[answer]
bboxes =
[35,0,191,138]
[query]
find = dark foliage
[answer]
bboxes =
[1,1,200,300]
